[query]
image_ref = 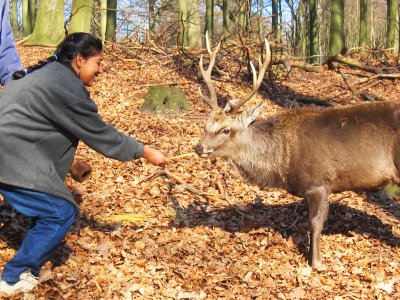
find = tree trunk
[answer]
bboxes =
[22,0,35,36]
[359,0,368,47]
[272,0,278,40]
[204,0,214,40]
[100,0,107,41]
[238,0,249,36]
[258,0,263,38]
[187,0,201,48]
[279,0,283,46]
[11,0,18,36]
[178,0,188,47]
[387,0,399,52]
[29,0,36,28]
[246,0,251,34]
[294,2,300,52]
[284,0,300,53]
[299,0,308,57]
[25,0,64,45]
[149,0,156,35]
[222,0,229,36]
[238,1,244,35]
[105,0,117,41]
[22,0,29,36]
[329,0,345,56]
[309,0,318,63]
[69,0,94,33]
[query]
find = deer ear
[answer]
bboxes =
[239,103,263,127]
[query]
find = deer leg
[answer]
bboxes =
[304,185,329,269]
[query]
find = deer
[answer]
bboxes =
[194,33,400,269]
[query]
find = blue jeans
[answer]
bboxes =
[0,184,75,284]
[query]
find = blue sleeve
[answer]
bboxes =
[0,1,21,85]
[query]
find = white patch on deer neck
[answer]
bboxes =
[229,126,288,189]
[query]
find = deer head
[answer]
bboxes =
[195,32,271,159]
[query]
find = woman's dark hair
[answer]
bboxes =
[13,32,103,80]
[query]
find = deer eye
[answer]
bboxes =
[222,128,231,135]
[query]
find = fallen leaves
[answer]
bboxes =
[0,45,400,299]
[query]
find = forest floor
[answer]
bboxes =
[1,44,400,299]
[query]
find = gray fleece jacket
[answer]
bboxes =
[0,62,144,208]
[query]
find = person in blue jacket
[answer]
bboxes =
[0,0,21,85]
[0,31,169,296]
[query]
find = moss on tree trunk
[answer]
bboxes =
[139,86,190,114]
[24,0,64,45]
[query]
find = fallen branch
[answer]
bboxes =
[95,213,150,225]
[356,81,381,94]
[293,96,332,107]
[169,152,196,160]
[326,53,384,74]
[339,69,378,101]
[275,59,323,73]
[140,168,252,216]
[356,73,400,86]
[135,81,192,88]
[18,43,57,48]
[216,179,225,196]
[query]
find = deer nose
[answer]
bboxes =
[194,144,203,155]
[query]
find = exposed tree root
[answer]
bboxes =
[141,167,254,218]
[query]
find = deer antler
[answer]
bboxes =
[198,31,221,111]
[229,38,271,115]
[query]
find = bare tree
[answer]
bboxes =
[205,0,214,40]
[329,0,345,56]
[309,0,318,62]
[178,0,201,48]
[10,0,19,36]
[222,0,230,36]
[387,0,399,52]
[359,0,368,47]
[69,0,94,33]
[25,0,64,45]
[105,0,117,41]
[22,0,36,36]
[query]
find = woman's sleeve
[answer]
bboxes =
[55,100,144,161]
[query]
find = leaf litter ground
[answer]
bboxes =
[0,46,400,299]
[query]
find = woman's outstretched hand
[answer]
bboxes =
[142,145,169,167]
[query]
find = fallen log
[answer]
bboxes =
[326,53,384,74]
[275,59,323,73]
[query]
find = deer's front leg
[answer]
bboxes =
[304,185,329,269]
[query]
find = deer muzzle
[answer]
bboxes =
[194,144,213,158]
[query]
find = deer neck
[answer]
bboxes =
[229,123,288,189]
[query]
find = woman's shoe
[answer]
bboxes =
[0,270,38,295]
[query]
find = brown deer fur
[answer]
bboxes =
[195,101,400,268]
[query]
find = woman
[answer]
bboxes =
[0,32,169,295]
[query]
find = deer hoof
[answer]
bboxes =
[312,261,326,272]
